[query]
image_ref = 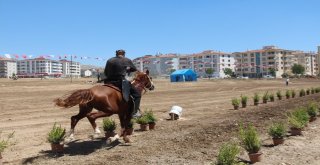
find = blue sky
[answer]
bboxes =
[0,0,319,66]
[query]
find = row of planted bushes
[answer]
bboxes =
[0,110,159,163]
[214,102,320,165]
[231,87,320,110]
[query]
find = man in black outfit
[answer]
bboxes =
[104,49,141,118]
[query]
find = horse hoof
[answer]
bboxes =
[124,137,131,143]
[93,133,100,139]
[88,134,100,140]
[64,137,74,143]
[106,135,120,145]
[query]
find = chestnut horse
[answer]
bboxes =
[54,71,154,142]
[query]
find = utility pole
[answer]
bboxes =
[70,55,73,83]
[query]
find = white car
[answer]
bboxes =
[237,76,249,79]
[263,75,275,79]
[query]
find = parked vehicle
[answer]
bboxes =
[263,75,275,79]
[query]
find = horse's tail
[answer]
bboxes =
[54,89,94,108]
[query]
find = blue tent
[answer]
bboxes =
[170,69,197,82]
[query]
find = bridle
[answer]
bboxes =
[131,73,154,93]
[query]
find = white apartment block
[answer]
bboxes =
[179,50,235,78]
[60,60,81,78]
[17,58,63,77]
[17,58,81,78]
[234,46,318,78]
[292,51,317,76]
[133,54,179,77]
[0,58,17,78]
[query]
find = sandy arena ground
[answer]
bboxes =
[1,78,320,165]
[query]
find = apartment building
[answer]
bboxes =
[292,51,317,76]
[179,50,235,78]
[17,58,81,78]
[133,51,235,78]
[17,58,63,77]
[234,46,318,78]
[60,60,81,78]
[0,58,17,78]
[133,54,179,77]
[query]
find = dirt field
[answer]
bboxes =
[1,78,320,165]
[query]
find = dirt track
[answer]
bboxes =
[1,78,320,165]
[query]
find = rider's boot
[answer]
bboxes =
[132,97,141,118]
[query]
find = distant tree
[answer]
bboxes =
[224,68,233,77]
[268,68,276,77]
[205,68,214,79]
[291,64,305,75]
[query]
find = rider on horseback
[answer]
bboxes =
[104,49,142,118]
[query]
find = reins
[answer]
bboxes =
[131,74,152,94]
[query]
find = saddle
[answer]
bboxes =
[103,80,131,102]
[103,80,135,115]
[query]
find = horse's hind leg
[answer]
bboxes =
[66,105,92,141]
[87,111,112,138]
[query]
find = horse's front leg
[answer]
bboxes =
[119,113,132,143]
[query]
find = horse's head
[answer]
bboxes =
[132,71,155,91]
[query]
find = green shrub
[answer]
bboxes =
[269,93,275,102]
[144,109,157,123]
[288,108,309,128]
[307,102,319,118]
[291,90,296,98]
[102,118,117,132]
[288,115,305,129]
[240,95,248,107]
[47,123,66,144]
[262,92,269,103]
[215,142,240,165]
[276,90,282,100]
[268,122,286,138]
[253,93,260,103]
[285,90,290,98]
[239,123,261,154]
[293,107,309,124]
[306,88,310,95]
[232,98,240,107]
[0,131,14,153]
[311,87,315,94]
[136,116,149,125]
[315,87,320,93]
[299,89,305,97]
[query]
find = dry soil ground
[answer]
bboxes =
[1,78,320,165]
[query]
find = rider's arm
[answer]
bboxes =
[126,60,138,73]
[104,60,109,77]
